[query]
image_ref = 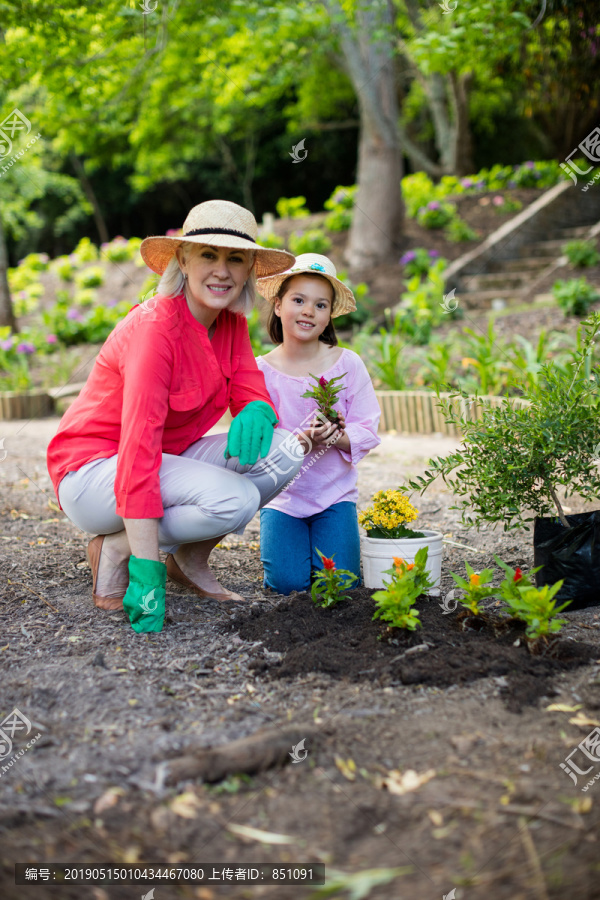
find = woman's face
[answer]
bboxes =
[274,274,334,341]
[177,244,253,325]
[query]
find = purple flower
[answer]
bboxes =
[106,298,118,308]
[476,180,485,189]
[461,178,473,188]
[429,249,440,258]
[67,309,82,321]
[16,341,35,354]
[400,250,417,264]
[0,338,14,351]
[427,201,441,210]
[508,180,517,188]
[525,161,535,169]
[46,334,58,344]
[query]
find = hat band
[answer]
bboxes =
[183,227,256,243]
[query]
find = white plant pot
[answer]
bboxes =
[361,530,443,596]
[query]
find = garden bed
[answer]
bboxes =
[227,589,596,713]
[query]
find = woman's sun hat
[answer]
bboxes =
[256,253,357,317]
[140,200,295,277]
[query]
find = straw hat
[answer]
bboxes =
[257,253,357,317]
[140,200,295,277]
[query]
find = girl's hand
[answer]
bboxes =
[306,415,340,447]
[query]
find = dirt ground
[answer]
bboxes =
[1,417,600,900]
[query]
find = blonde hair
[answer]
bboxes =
[156,241,256,316]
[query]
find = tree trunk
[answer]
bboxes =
[0,214,16,331]
[449,72,474,176]
[70,154,110,245]
[326,0,403,270]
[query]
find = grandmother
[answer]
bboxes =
[47,200,303,632]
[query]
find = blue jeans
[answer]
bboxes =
[260,501,361,595]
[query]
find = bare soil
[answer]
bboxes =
[1,419,600,900]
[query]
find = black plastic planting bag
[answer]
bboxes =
[534,510,600,610]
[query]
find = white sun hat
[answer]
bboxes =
[256,253,357,317]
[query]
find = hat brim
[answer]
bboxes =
[140,233,295,278]
[257,268,357,317]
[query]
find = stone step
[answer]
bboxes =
[461,271,536,291]
[457,288,527,310]
[487,256,551,273]
[520,239,566,257]
[551,225,594,240]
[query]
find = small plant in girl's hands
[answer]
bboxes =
[372,547,433,631]
[301,372,347,425]
[450,562,497,616]
[311,549,358,608]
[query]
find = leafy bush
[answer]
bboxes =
[18,252,49,272]
[258,232,284,249]
[457,320,512,395]
[246,308,271,356]
[75,266,104,288]
[333,271,374,329]
[372,548,433,630]
[73,288,97,308]
[416,201,455,229]
[324,184,357,232]
[288,229,332,256]
[42,299,131,345]
[491,195,522,214]
[444,217,479,242]
[275,196,310,219]
[8,266,40,292]
[399,248,446,278]
[395,261,449,345]
[72,236,99,263]
[563,240,600,268]
[553,278,600,317]
[409,315,600,531]
[51,255,75,281]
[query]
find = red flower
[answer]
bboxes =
[319,376,328,387]
[323,557,335,570]
[513,567,523,582]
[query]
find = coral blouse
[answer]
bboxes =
[46,294,277,519]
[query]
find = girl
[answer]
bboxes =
[256,253,381,594]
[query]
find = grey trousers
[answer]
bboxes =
[57,429,303,553]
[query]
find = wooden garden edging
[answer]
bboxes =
[375,390,530,436]
[0,389,55,420]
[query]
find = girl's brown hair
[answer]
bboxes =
[266,273,338,346]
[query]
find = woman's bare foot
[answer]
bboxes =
[94,531,131,597]
[173,539,245,602]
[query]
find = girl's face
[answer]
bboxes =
[274,274,334,342]
[177,244,252,326]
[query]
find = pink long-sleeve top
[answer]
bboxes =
[255,348,381,518]
[47,294,277,519]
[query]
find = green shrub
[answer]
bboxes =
[444,217,479,242]
[416,201,455,229]
[325,208,353,232]
[75,265,104,288]
[288,229,332,256]
[333,272,374,329]
[73,236,99,263]
[563,240,600,268]
[399,248,447,278]
[258,232,284,249]
[553,278,600,317]
[7,267,39,292]
[51,255,75,282]
[275,196,310,219]
[324,185,357,232]
[73,288,97,308]
[19,252,49,272]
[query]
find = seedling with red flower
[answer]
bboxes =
[494,556,569,639]
[311,548,357,607]
[494,555,540,602]
[301,372,347,425]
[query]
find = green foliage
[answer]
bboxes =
[258,232,284,249]
[457,320,512,395]
[395,261,449,345]
[501,581,569,639]
[324,185,357,232]
[492,195,522,214]
[333,272,374,330]
[399,248,447,278]
[75,266,104,288]
[103,237,141,263]
[18,253,49,272]
[311,549,358,608]
[301,371,346,420]
[42,299,131,346]
[417,201,455,230]
[372,547,433,630]
[450,562,497,616]
[275,196,310,219]
[73,289,97,308]
[289,229,332,256]
[72,238,99,264]
[563,240,600,269]
[370,330,410,390]
[409,315,600,531]
[444,217,479,242]
[309,866,410,900]
[553,278,600,317]
[246,308,271,356]
[51,256,76,282]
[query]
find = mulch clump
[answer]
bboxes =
[225,589,596,712]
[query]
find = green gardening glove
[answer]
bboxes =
[225,400,279,466]
[123,556,166,633]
